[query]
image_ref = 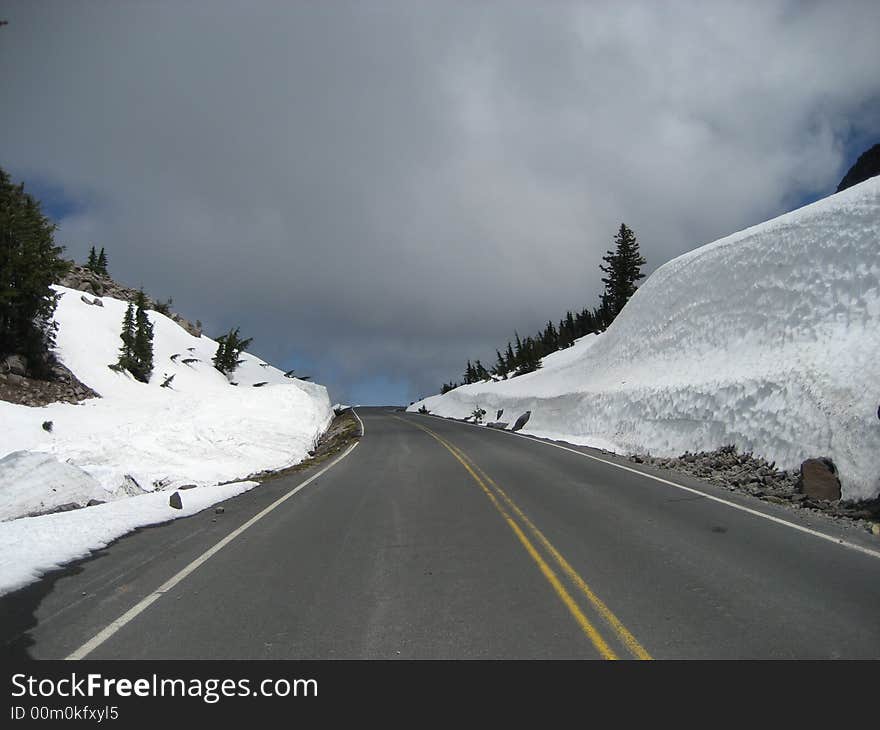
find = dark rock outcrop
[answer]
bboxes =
[836,143,880,193]
[0,360,99,407]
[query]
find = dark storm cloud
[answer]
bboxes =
[2,1,879,403]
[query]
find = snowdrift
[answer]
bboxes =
[411,178,880,500]
[0,285,333,593]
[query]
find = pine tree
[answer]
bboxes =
[463,359,476,385]
[517,337,542,375]
[542,321,558,353]
[504,342,515,372]
[86,245,98,272]
[213,327,253,375]
[115,302,136,373]
[96,247,108,276]
[0,167,70,378]
[112,291,153,382]
[473,360,490,381]
[599,223,646,324]
[132,294,154,382]
[492,349,507,379]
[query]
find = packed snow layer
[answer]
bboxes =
[0,480,258,595]
[412,178,880,500]
[0,285,333,592]
[0,451,110,521]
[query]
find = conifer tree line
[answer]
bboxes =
[0,166,70,379]
[441,222,645,393]
[113,289,154,383]
[85,245,109,276]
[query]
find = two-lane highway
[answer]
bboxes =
[3,407,880,659]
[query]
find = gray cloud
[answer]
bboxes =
[2,1,879,402]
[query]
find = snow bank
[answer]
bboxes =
[0,480,259,595]
[0,286,333,593]
[411,178,880,500]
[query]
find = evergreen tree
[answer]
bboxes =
[213,327,253,375]
[0,167,70,378]
[473,359,490,381]
[132,291,154,382]
[504,341,515,372]
[115,302,136,373]
[541,321,558,353]
[86,245,98,272]
[517,336,542,375]
[599,223,646,324]
[96,247,108,276]
[463,359,476,385]
[492,349,508,379]
[112,291,153,382]
[513,332,524,370]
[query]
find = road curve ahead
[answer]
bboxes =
[4,407,880,659]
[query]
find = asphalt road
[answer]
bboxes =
[3,407,880,659]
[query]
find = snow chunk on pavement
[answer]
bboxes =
[0,451,110,521]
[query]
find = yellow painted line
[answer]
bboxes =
[395,417,618,660]
[463,451,652,660]
[397,415,651,660]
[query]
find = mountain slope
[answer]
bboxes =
[1,285,333,513]
[411,177,880,500]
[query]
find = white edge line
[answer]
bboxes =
[414,413,880,562]
[66,440,361,660]
[352,407,365,437]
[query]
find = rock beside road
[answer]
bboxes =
[797,458,841,501]
[629,445,879,534]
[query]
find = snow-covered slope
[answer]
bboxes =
[0,285,333,592]
[1,285,333,504]
[411,178,880,501]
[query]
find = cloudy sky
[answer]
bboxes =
[2,1,879,404]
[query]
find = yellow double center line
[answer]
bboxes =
[398,417,651,660]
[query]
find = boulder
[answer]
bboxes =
[86,499,106,507]
[169,492,183,510]
[512,411,532,432]
[796,458,841,501]
[486,422,508,430]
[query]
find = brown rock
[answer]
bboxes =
[796,458,841,502]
